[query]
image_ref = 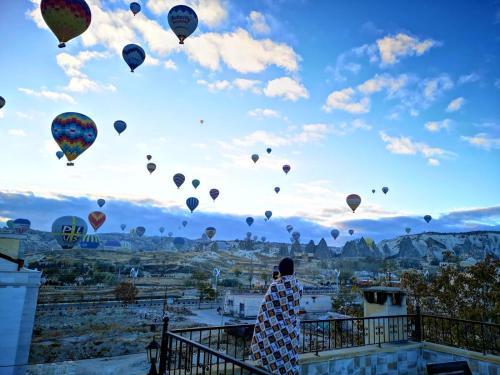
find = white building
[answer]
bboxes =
[460,257,478,268]
[0,232,41,375]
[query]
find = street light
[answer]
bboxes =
[146,337,160,375]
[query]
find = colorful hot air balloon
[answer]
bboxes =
[331,229,339,240]
[136,226,145,237]
[147,155,152,161]
[130,2,141,15]
[173,237,185,250]
[186,197,199,213]
[88,211,106,232]
[346,194,361,213]
[80,234,100,249]
[147,162,156,174]
[13,219,31,234]
[265,210,272,220]
[205,227,216,240]
[251,154,259,163]
[349,229,354,236]
[246,217,254,226]
[286,225,293,233]
[122,44,145,72]
[372,189,376,194]
[209,189,219,201]
[282,165,291,174]
[405,227,411,234]
[173,173,185,188]
[274,187,280,194]
[192,179,200,189]
[266,148,272,154]
[159,226,165,234]
[167,5,198,44]
[97,199,105,208]
[52,216,87,249]
[51,112,97,166]
[292,231,300,242]
[0,96,5,109]
[114,120,127,135]
[40,0,92,48]
[121,224,126,231]
[182,220,188,228]
[56,151,64,160]
[382,186,389,194]
[424,215,432,223]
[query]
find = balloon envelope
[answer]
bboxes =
[286,225,293,233]
[274,187,280,194]
[192,179,200,189]
[136,226,146,237]
[52,216,87,249]
[209,189,219,201]
[13,219,31,234]
[97,199,105,208]
[41,0,91,48]
[0,96,5,109]
[251,154,259,163]
[264,210,272,220]
[205,227,216,240]
[292,231,300,241]
[405,227,411,234]
[80,234,100,249]
[331,229,340,240]
[88,211,106,231]
[282,165,291,174]
[130,2,141,15]
[147,162,156,174]
[173,173,185,188]
[424,215,432,223]
[159,226,165,234]
[168,5,198,44]
[266,148,272,154]
[122,44,146,72]
[349,229,354,235]
[346,194,361,213]
[56,151,64,160]
[147,155,152,161]
[51,112,97,166]
[372,189,376,194]
[114,120,127,135]
[246,217,254,226]
[186,197,199,213]
[120,224,126,231]
[382,186,389,194]
[182,220,188,227]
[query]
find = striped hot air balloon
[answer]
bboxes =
[205,227,216,240]
[186,197,199,213]
[346,194,361,213]
[80,234,100,249]
[173,173,185,188]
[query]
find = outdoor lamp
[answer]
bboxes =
[146,338,160,375]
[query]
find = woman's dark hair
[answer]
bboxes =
[279,257,294,276]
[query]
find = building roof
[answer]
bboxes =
[363,286,403,293]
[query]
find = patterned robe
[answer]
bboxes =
[251,275,303,375]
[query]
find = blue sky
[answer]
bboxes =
[0,0,499,243]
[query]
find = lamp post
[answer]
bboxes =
[146,337,160,375]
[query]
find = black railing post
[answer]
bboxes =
[414,305,422,342]
[480,322,486,355]
[158,316,170,375]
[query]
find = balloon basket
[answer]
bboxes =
[58,42,66,48]
[67,162,74,166]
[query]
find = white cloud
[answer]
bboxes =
[8,129,27,137]
[15,112,34,120]
[196,79,232,92]
[146,0,227,27]
[376,33,437,65]
[422,74,453,100]
[18,88,75,103]
[65,77,117,93]
[163,59,177,70]
[357,74,408,95]
[446,97,465,112]
[329,119,372,135]
[144,55,161,66]
[427,158,440,166]
[461,133,500,151]
[247,108,280,119]
[233,78,262,94]
[323,87,369,113]
[424,119,451,133]
[248,11,270,34]
[458,73,480,85]
[379,131,456,164]
[263,77,308,101]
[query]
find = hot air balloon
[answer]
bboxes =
[331,229,339,240]
[80,234,100,249]
[173,173,185,189]
[182,220,188,228]
[209,189,219,201]
[51,112,97,166]
[159,226,165,234]
[372,189,376,194]
[114,120,127,135]
[253,235,258,242]
[97,199,105,208]
[205,227,216,240]
[40,0,91,48]
[186,197,199,213]
[173,237,185,250]
[200,119,204,125]
[6,220,14,229]
[424,215,432,223]
[286,225,293,233]
[261,236,266,242]
[346,194,361,213]
[130,2,141,15]
[246,217,254,227]
[251,154,259,163]
[192,179,200,189]
[147,155,152,161]
[121,224,126,231]
[0,96,5,109]
[167,5,198,44]
[292,231,300,242]
[266,148,272,154]
[52,216,87,249]
[147,163,156,174]
[168,232,173,237]
[348,229,354,236]
[246,232,252,239]
[274,187,280,194]
[136,226,145,237]
[382,187,389,194]
[13,219,31,234]
[405,227,411,234]
[282,165,291,174]
[56,151,64,160]
[265,211,272,220]
[122,44,145,72]
[88,211,106,232]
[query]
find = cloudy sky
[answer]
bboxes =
[0,0,499,244]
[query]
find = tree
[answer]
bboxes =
[233,268,242,278]
[114,282,138,304]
